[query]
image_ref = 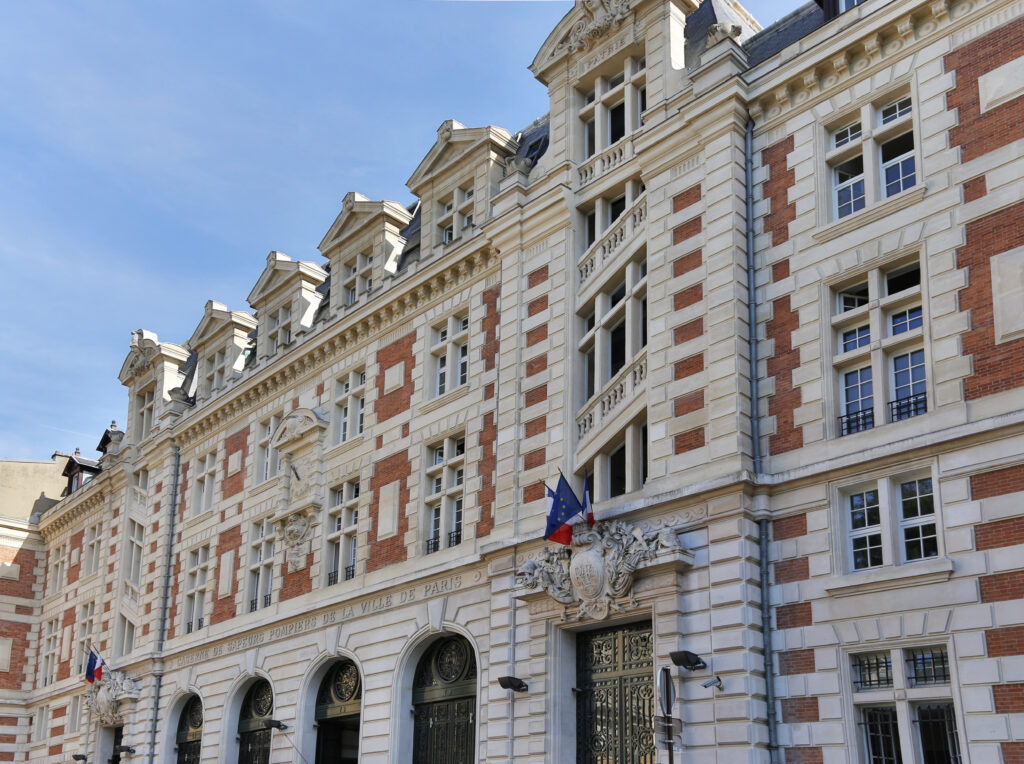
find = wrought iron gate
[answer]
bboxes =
[315,660,362,764]
[576,621,656,764]
[238,680,273,764]
[412,635,477,764]
[175,695,203,764]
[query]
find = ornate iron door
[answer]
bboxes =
[576,621,656,764]
[176,695,203,764]
[412,635,477,764]
[238,729,271,764]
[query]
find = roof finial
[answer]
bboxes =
[110,420,118,431]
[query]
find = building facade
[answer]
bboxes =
[3,0,1024,761]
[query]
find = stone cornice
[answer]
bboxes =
[38,481,108,541]
[174,243,499,448]
[747,0,956,128]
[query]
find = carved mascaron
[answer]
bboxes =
[84,671,140,726]
[514,519,692,620]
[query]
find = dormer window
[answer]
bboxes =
[134,385,155,442]
[442,225,455,245]
[577,54,646,164]
[267,306,291,355]
[342,252,374,308]
[204,348,227,395]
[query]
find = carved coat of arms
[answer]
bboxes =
[84,671,140,726]
[515,519,688,620]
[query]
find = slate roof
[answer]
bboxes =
[743,1,826,68]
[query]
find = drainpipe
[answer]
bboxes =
[149,444,180,764]
[747,116,778,764]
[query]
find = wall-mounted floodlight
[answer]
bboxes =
[72,756,88,762]
[497,676,529,693]
[669,650,707,671]
[113,746,136,755]
[266,719,288,730]
[701,676,723,690]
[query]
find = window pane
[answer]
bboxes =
[609,444,627,498]
[862,706,903,764]
[843,325,870,351]
[900,479,934,519]
[891,306,923,335]
[609,321,626,378]
[881,97,913,124]
[834,121,862,148]
[916,703,962,764]
[609,102,626,144]
[852,652,893,690]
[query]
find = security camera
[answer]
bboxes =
[701,676,723,690]
[497,676,529,692]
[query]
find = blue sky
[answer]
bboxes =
[0,0,802,460]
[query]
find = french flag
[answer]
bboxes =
[85,648,106,683]
[543,474,594,546]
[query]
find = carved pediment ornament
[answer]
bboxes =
[276,507,314,572]
[560,0,632,54]
[84,671,140,726]
[270,407,329,452]
[514,520,691,620]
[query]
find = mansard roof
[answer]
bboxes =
[317,191,413,256]
[246,250,328,309]
[186,299,257,350]
[406,120,516,195]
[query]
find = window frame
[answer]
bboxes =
[424,434,467,554]
[184,545,210,633]
[429,314,470,399]
[326,479,361,584]
[247,518,277,612]
[334,368,367,444]
[257,414,282,483]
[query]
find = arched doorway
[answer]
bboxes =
[238,679,273,764]
[175,695,203,764]
[412,634,476,764]
[315,660,361,764]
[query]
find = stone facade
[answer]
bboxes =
[3,0,1024,761]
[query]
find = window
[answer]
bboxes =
[134,385,155,442]
[848,645,961,764]
[203,347,227,395]
[424,435,466,553]
[49,542,67,594]
[827,94,917,220]
[266,305,291,356]
[341,251,374,307]
[578,177,645,255]
[832,260,927,436]
[192,451,217,516]
[248,519,276,612]
[578,258,647,403]
[430,314,469,397]
[184,545,210,633]
[67,696,81,734]
[327,480,360,584]
[83,522,102,577]
[115,615,136,657]
[334,369,366,444]
[123,519,144,589]
[257,414,282,482]
[40,619,59,686]
[577,54,646,161]
[841,472,939,572]
[75,602,96,674]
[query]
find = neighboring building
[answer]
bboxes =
[2,0,1024,761]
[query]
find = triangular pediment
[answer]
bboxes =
[406,120,515,194]
[186,300,257,350]
[318,192,413,255]
[247,251,327,309]
[530,0,636,84]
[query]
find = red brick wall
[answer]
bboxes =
[524,448,545,471]
[673,318,703,346]
[964,176,987,202]
[783,748,822,764]
[673,284,703,311]
[212,525,242,625]
[178,461,190,522]
[526,356,547,377]
[524,416,545,439]
[945,17,1024,162]
[0,622,30,690]
[994,683,1024,713]
[1003,742,1024,763]
[776,602,812,629]
[767,293,803,454]
[673,354,704,380]
[672,217,702,245]
[56,606,75,682]
[526,325,548,347]
[674,428,705,454]
[987,625,1024,656]
[673,184,701,213]
[673,391,704,417]
[280,554,314,601]
[780,697,819,723]
[762,136,796,246]
[527,294,547,317]
[222,426,250,499]
[774,557,809,584]
[527,265,548,289]
[0,546,38,600]
[957,202,1024,400]
[367,451,411,573]
[477,412,496,538]
[976,517,1024,550]
[980,570,1024,603]
[166,553,182,640]
[523,483,545,504]
[773,513,807,541]
[777,649,815,676]
[375,332,416,423]
[772,260,790,282]
[971,464,1024,500]
[525,384,547,408]
[673,249,702,277]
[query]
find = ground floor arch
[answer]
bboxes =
[411,633,477,764]
[314,658,362,764]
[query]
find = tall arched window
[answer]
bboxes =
[175,695,203,764]
[315,660,361,764]
[238,679,273,764]
[412,634,476,764]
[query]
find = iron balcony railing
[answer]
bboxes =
[344,565,355,581]
[448,529,462,548]
[425,537,440,554]
[890,392,927,422]
[838,408,874,436]
[327,570,338,586]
